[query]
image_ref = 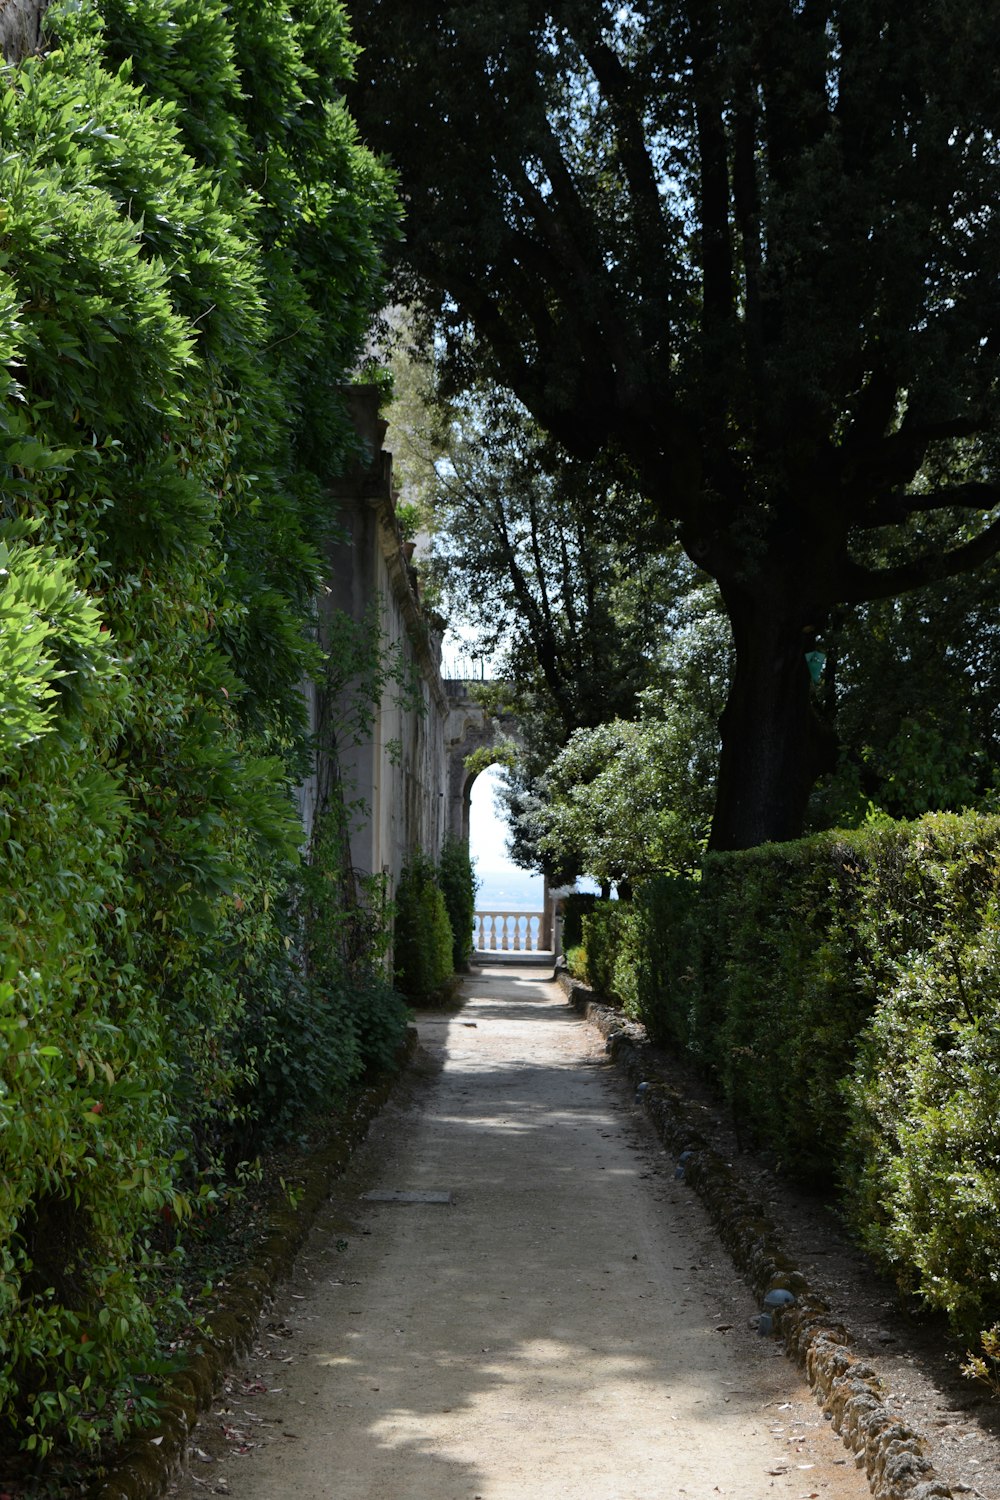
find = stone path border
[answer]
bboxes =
[89,1031,417,1500]
[558,972,956,1500]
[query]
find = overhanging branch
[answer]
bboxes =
[843,512,1000,601]
[857,481,1000,529]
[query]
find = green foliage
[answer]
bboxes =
[811,576,1000,830]
[422,387,668,740]
[565,944,588,982]
[394,854,455,1003]
[492,551,728,885]
[0,0,396,1462]
[530,691,715,888]
[840,819,1000,1334]
[963,1326,1000,1401]
[437,837,478,970]
[350,0,1000,848]
[580,904,633,1008]
[597,812,1000,1333]
[0,535,187,1456]
[631,876,702,1052]
[561,893,598,952]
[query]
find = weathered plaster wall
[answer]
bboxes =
[444,681,498,848]
[305,387,450,897]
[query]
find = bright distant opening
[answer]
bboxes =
[468,765,544,911]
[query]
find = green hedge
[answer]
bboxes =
[0,0,397,1462]
[562,892,599,951]
[577,813,1000,1335]
[437,837,478,970]
[394,854,455,1003]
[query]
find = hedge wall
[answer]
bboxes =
[394,853,455,1004]
[0,0,400,1463]
[580,812,1000,1335]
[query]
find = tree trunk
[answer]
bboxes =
[1,0,48,63]
[709,590,836,851]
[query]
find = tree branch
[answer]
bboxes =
[485,492,574,722]
[843,513,1000,601]
[578,38,666,235]
[1,0,47,62]
[857,482,1000,530]
[732,84,764,395]
[686,2,734,336]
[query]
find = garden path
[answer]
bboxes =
[170,964,872,1500]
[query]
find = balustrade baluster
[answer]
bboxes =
[472,910,549,953]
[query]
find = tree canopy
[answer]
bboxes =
[418,383,668,735]
[348,0,1000,848]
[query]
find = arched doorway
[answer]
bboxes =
[468,765,544,913]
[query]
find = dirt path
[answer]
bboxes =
[170,964,873,1500]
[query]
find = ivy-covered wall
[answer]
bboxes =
[0,0,404,1462]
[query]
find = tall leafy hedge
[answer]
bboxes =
[0,0,397,1460]
[394,854,455,1003]
[437,836,477,970]
[580,813,1000,1335]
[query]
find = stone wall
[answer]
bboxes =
[299,387,449,897]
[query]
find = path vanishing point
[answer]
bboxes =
[169,964,874,1500]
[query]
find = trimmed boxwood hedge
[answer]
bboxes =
[580,811,1000,1335]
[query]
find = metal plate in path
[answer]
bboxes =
[362,1189,453,1205]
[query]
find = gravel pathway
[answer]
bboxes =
[170,964,873,1500]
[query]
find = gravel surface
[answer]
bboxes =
[612,1003,1000,1500]
[169,964,876,1500]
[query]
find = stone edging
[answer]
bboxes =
[89,1028,418,1500]
[559,973,955,1500]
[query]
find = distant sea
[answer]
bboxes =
[474,865,545,912]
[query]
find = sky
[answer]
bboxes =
[468,765,545,911]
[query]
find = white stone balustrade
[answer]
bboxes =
[474,910,547,953]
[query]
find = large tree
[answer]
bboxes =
[420,384,670,735]
[348,0,1000,848]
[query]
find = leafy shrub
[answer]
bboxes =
[437,837,478,970]
[561,893,598,951]
[394,854,455,1003]
[565,944,588,981]
[0,539,182,1454]
[0,0,396,1461]
[614,811,1000,1331]
[841,822,1000,1334]
[581,903,636,1009]
[240,805,410,1138]
[632,875,702,1050]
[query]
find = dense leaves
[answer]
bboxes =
[576,812,1000,1334]
[423,387,666,738]
[393,854,455,1002]
[349,0,1000,846]
[437,836,478,970]
[0,0,396,1460]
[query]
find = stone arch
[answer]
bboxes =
[443,680,519,846]
[443,679,557,952]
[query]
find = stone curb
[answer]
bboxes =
[88,1027,419,1500]
[558,973,955,1500]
